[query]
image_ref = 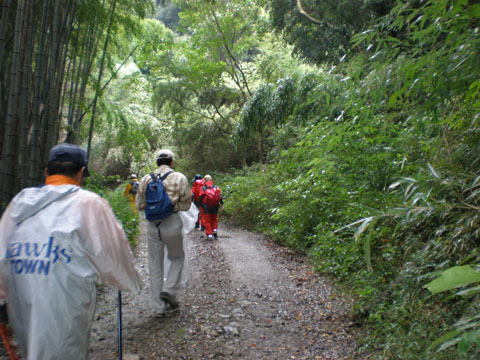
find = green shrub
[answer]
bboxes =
[85,178,140,247]
[103,185,140,247]
[220,0,480,357]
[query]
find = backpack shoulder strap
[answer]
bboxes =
[149,172,157,182]
[160,171,174,181]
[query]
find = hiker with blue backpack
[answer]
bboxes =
[135,149,191,317]
[199,175,223,239]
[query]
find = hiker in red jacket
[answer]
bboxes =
[199,175,223,239]
[191,174,204,230]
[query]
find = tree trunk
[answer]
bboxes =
[53,0,75,145]
[0,0,10,68]
[19,0,34,191]
[87,0,117,160]
[44,0,61,163]
[29,0,51,186]
[72,19,99,143]
[1,0,25,209]
[0,0,11,158]
[65,30,81,143]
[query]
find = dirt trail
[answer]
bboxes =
[87,221,358,360]
[0,222,359,359]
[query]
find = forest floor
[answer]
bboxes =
[0,221,361,360]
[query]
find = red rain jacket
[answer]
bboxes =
[191,179,204,204]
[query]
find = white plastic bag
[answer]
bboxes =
[165,203,199,287]
[178,202,199,234]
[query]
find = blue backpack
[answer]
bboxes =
[129,180,139,196]
[144,171,174,221]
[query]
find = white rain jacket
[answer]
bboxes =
[0,184,142,360]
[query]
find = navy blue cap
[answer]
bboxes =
[48,143,90,177]
[194,174,202,180]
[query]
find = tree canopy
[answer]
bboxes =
[0,0,152,209]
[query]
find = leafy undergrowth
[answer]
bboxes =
[220,163,480,359]
[218,1,480,358]
[85,177,139,247]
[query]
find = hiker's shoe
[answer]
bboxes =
[194,222,199,229]
[207,234,214,240]
[201,226,206,231]
[160,292,179,309]
[154,300,166,317]
[213,229,218,238]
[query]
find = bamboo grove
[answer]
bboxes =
[0,0,150,212]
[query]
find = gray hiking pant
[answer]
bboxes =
[146,212,184,312]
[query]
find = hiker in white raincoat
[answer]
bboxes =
[0,143,142,360]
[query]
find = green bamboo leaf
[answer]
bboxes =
[404,183,417,199]
[457,329,480,353]
[364,234,373,271]
[454,0,468,7]
[430,329,462,351]
[455,285,480,297]
[388,86,406,106]
[454,313,480,327]
[468,4,480,18]
[435,329,480,353]
[334,216,373,233]
[411,192,424,205]
[427,163,441,179]
[436,334,463,352]
[354,216,375,240]
[471,176,480,189]
[424,266,480,294]
[388,207,409,214]
[388,181,402,190]
[389,177,416,190]
[466,188,480,201]
[455,318,480,332]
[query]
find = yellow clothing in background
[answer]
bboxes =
[124,181,138,214]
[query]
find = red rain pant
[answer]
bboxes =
[196,207,203,225]
[202,213,218,236]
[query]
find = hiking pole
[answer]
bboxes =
[0,323,20,360]
[0,303,19,360]
[117,290,122,360]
